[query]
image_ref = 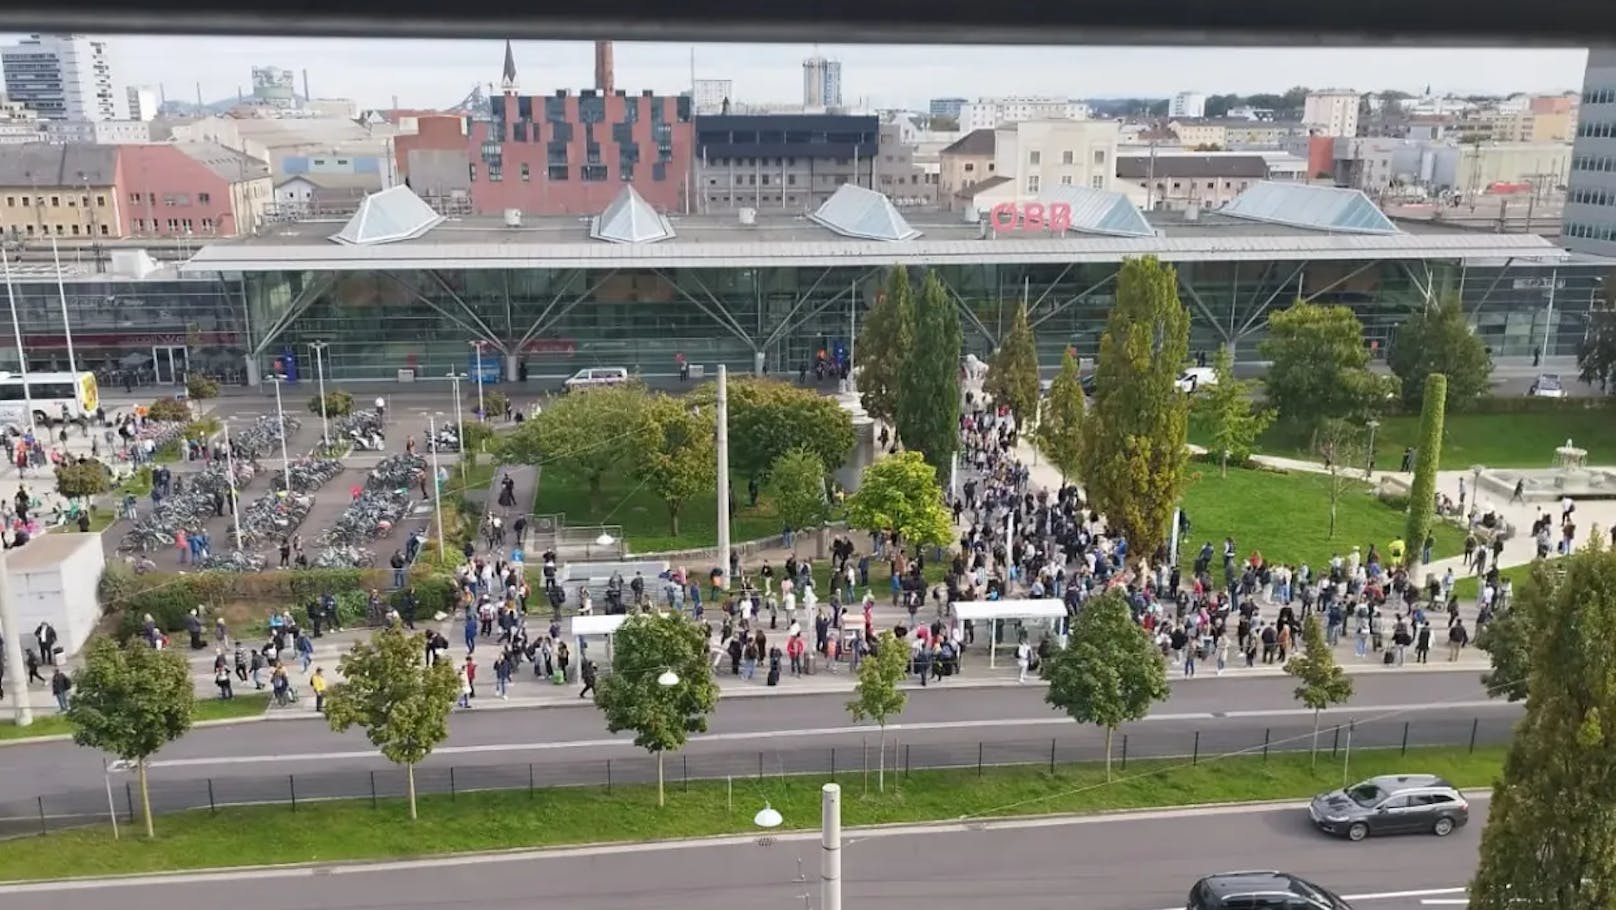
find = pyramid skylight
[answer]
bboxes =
[590,185,676,244]
[1219,182,1400,235]
[1038,185,1155,238]
[330,185,445,245]
[809,184,921,242]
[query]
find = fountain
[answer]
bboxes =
[1476,438,1616,503]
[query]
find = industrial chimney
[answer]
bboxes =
[594,41,614,94]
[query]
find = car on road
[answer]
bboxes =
[1176,366,1218,394]
[561,366,630,393]
[1187,870,1353,910]
[1308,773,1470,842]
[1528,373,1566,398]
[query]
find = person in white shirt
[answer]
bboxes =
[1015,639,1032,684]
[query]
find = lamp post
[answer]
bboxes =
[25,174,78,376]
[309,340,330,448]
[470,340,488,421]
[1365,418,1380,480]
[1,244,35,433]
[751,783,841,910]
[716,364,731,590]
[222,420,244,550]
[271,373,292,494]
[447,371,467,484]
[427,414,446,562]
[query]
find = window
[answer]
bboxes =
[1061,175,1072,185]
[95,195,105,206]
[548,165,569,181]
[1026,175,1040,193]
[963,162,975,173]
[489,166,503,182]
[49,195,59,207]
[18,196,26,206]
[182,218,193,231]
[99,224,109,236]
[1028,150,1041,165]
[521,163,531,182]
[1091,175,1105,189]
[513,121,529,142]
[469,163,479,182]
[1093,149,1107,166]
[581,164,608,181]
[133,218,143,231]
[70,224,80,236]
[1062,150,1074,165]
[652,162,667,181]
[198,192,211,204]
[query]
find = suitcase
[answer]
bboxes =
[1383,649,1396,665]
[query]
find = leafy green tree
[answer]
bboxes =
[1478,559,1562,703]
[985,301,1040,423]
[1260,302,1397,433]
[895,270,963,476]
[147,396,190,423]
[1315,419,1366,539]
[1578,306,1616,395]
[845,451,954,551]
[65,637,196,838]
[1387,294,1492,411]
[1470,538,1616,909]
[1284,612,1354,766]
[691,376,855,482]
[856,267,914,423]
[55,459,111,498]
[502,383,648,512]
[184,373,219,401]
[1191,346,1273,477]
[594,612,720,806]
[325,626,459,820]
[767,448,832,535]
[1077,256,1192,559]
[1042,588,1169,780]
[846,629,909,793]
[308,390,354,418]
[1403,373,1446,581]
[632,393,718,535]
[1034,350,1087,485]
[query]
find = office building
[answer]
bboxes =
[0,33,115,121]
[0,97,43,144]
[930,97,966,120]
[1567,48,1616,256]
[694,79,733,116]
[1169,92,1206,119]
[696,113,877,211]
[1303,89,1362,138]
[126,85,157,121]
[802,55,842,109]
[959,97,1091,131]
[1116,153,1269,210]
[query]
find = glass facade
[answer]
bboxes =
[13,254,1598,390]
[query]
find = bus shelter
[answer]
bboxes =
[952,599,1068,669]
[571,613,631,664]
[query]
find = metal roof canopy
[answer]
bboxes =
[809,184,922,241]
[590,185,676,244]
[182,231,1568,273]
[1219,182,1401,235]
[1039,185,1155,238]
[331,185,447,246]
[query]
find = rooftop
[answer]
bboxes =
[941,128,995,156]
[1116,154,1269,180]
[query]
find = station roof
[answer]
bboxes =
[186,182,1570,274]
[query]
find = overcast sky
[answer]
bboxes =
[4,35,1592,111]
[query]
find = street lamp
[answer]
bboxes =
[1,243,35,433]
[270,373,292,494]
[446,370,467,483]
[309,340,330,448]
[470,340,488,421]
[222,418,245,550]
[753,802,783,828]
[426,413,447,563]
[656,669,680,687]
[752,783,842,910]
[1365,418,1380,479]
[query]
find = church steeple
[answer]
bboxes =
[500,39,519,95]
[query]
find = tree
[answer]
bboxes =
[55,459,111,498]
[692,376,855,483]
[1191,345,1273,477]
[1283,612,1354,766]
[1034,350,1087,484]
[1403,373,1446,582]
[147,396,190,423]
[856,267,914,424]
[844,451,954,551]
[184,373,219,401]
[1042,588,1169,780]
[1315,420,1366,539]
[846,629,909,793]
[308,390,355,418]
[66,637,195,838]
[1578,306,1616,395]
[984,301,1040,424]
[894,270,963,476]
[502,383,648,512]
[1387,294,1492,411]
[1260,302,1397,433]
[1470,538,1616,909]
[594,612,719,807]
[1478,559,1562,703]
[325,625,459,820]
[632,393,718,535]
[1077,256,1192,559]
[767,448,832,535]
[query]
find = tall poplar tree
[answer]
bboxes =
[895,270,963,476]
[1035,350,1087,485]
[856,267,914,424]
[1470,538,1616,909]
[1403,372,1446,581]
[1078,256,1191,559]
[985,301,1040,423]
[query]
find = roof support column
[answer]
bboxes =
[1397,261,1437,309]
[1234,261,1306,338]
[1176,272,1229,343]
[516,269,620,350]
[425,270,507,352]
[1028,270,1119,331]
[251,272,336,357]
[938,277,998,347]
[653,269,758,352]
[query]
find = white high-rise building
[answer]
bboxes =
[1303,89,1362,137]
[1169,92,1207,119]
[802,55,842,108]
[126,85,157,121]
[959,96,1091,130]
[693,78,733,116]
[0,34,115,121]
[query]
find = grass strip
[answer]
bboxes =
[0,744,1505,882]
[0,693,269,742]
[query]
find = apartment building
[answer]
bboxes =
[1116,153,1269,211]
[994,119,1120,198]
[939,128,996,210]
[1303,90,1361,137]
[960,96,1091,130]
[696,114,878,211]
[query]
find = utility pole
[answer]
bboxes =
[716,364,731,589]
[821,783,842,910]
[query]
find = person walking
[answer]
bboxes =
[49,667,72,711]
[579,658,597,699]
[310,668,328,713]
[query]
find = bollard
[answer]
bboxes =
[977,741,984,778]
[289,775,297,813]
[1469,717,1479,753]
[37,796,47,835]
[450,766,457,801]
[1049,738,1057,773]
[208,779,216,815]
[1192,730,1200,766]
[528,764,535,798]
[1332,725,1341,757]
[606,759,613,794]
[1262,728,1270,762]
[1401,722,1410,756]
[904,743,911,779]
[1121,734,1129,771]
[125,781,135,824]
[371,771,379,808]
[684,754,690,792]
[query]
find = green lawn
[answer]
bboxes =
[0,693,269,741]
[0,744,1504,882]
[1180,465,1465,574]
[1451,556,1567,602]
[535,467,784,553]
[1195,410,1616,470]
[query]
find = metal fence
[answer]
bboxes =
[0,712,1514,838]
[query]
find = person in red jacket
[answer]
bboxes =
[786,634,806,676]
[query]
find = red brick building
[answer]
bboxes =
[393,41,694,216]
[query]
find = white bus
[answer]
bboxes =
[0,371,101,430]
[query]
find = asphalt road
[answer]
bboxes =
[0,671,1518,828]
[0,799,1489,909]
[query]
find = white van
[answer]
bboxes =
[562,367,630,393]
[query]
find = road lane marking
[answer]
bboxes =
[1224,700,1499,717]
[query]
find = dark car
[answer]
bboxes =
[1308,773,1469,842]
[1187,870,1352,910]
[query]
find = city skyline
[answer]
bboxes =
[0,34,1590,112]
